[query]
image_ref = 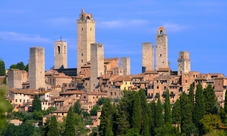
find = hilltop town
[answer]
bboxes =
[1,9,227,135]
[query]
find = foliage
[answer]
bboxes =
[90,104,100,116]
[148,100,156,136]
[9,62,27,71]
[125,128,140,136]
[224,90,227,113]
[200,114,223,134]
[203,84,217,114]
[63,107,75,136]
[154,123,180,136]
[193,83,205,130]
[219,107,226,124]
[131,92,142,131]
[47,115,59,136]
[97,97,110,106]
[164,89,171,124]
[205,130,227,136]
[33,111,43,121]
[0,59,6,76]
[42,107,57,116]
[0,86,13,128]
[142,113,150,136]
[41,117,50,136]
[32,94,41,112]
[155,96,163,128]
[189,83,194,105]
[172,99,181,124]
[73,99,83,115]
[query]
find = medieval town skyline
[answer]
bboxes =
[0,0,227,75]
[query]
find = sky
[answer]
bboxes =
[0,0,227,75]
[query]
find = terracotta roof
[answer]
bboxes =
[145,70,158,74]
[52,109,68,113]
[60,90,83,95]
[158,26,165,30]
[87,91,107,95]
[157,68,171,72]
[9,88,51,95]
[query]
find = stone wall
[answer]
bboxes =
[178,51,190,75]
[29,47,45,89]
[142,42,154,72]
[8,69,22,89]
[121,57,130,76]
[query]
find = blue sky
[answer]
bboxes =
[0,0,227,75]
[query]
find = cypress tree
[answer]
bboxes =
[203,84,217,114]
[105,118,114,136]
[32,94,41,112]
[155,96,163,128]
[164,89,171,124]
[73,100,82,115]
[48,115,59,136]
[193,83,205,131]
[64,107,75,136]
[172,99,181,124]
[149,100,156,136]
[142,113,150,136]
[0,59,6,76]
[224,90,227,113]
[180,92,193,134]
[189,83,194,105]
[131,92,142,131]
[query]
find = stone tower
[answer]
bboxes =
[54,39,67,69]
[156,26,168,70]
[8,69,22,89]
[29,47,45,89]
[90,43,104,91]
[142,42,154,72]
[77,9,95,74]
[121,57,130,75]
[178,51,190,75]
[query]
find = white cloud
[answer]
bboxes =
[99,19,148,29]
[162,23,190,32]
[0,32,51,43]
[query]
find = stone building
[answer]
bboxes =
[8,69,28,89]
[121,57,130,76]
[178,51,190,75]
[54,39,67,69]
[77,9,95,75]
[29,47,45,89]
[90,43,104,91]
[142,42,154,72]
[156,26,168,70]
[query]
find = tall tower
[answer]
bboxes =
[54,39,67,69]
[156,26,168,70]
[90,43,104,91]
[121,57,130,75]
[77,9,95,74]
[29,47,45,89]
[8,69,22,89]
[142,42,154,72]
[178,51,190,75]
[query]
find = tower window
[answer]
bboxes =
[81,53,83,56]
[58,46,60,54]
[160,54,162,57]
[160,30,163,35]
[82,28,83,31]
[64,46,66,54]
[90,28,92,31]
[81,59,83,63]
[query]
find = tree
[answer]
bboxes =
[142,113,150,136]
[32,94,41,112]
[0,59,5,76]
[193,83,205,129]
[155,96,163,128]
[64,107,75,136]
[90,104,100,116]
[172,99,181,124]
[224,90,227,113]
[149,100,156,136]
[189,83,194,105]
[204,84,217,114]
[73,100,82,115]
[200,114,223,134]
[48,115,59,136]
[131,92,142,131]
[180,92,194,135]
[164,89,171,124]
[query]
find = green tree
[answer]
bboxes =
[114,109,130,135]
[33,111,43,121]
[99,98,113,136]
[180,92,194,135]
[142,113,150,136]
[193,83,205,129]
[32,94,41,112]
[172,99,181,124]
[64,107,75,136]
[200,114,223,134]
[131,92,142,131]
[164,89,171,124]
[219,107,226,124]
[204,84,217,114]
[48,115,59,136]
[126,128,140,136]
[0,59,6,76]
[41,117,51,136]
[189,83,194,105]
[155,96,163,128]
[149,100,156,136]
[90,104,100,116]
[224,90,227,113]
[25,64,29,72]
[73,99,82,115]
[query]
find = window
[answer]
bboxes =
[160,30,163,35]
[185,80,188,83]
[81,53,83,56]
[81,59,83,63]
[160,54,162,57]
[58,46,60,54]
[157,86,159,89]
[90,28,92,31]
[82,28,83,31]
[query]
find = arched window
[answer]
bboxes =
[58,46,60,54]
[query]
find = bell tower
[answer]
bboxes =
[54,38,67,69]
[156,26,168,70]
[77,9,95,74]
